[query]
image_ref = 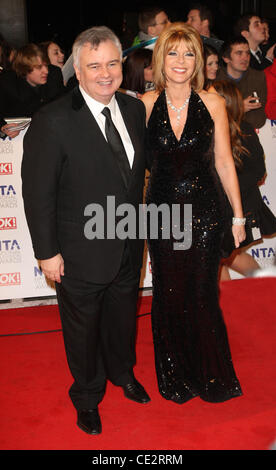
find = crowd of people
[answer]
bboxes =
[0,5,275,135]
[1,5,276,436]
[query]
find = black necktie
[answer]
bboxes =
[102,107,131,189]
[255,50,262,63]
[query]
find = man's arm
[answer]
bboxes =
[21,107,64,265]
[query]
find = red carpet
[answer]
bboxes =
[0,278,275,451]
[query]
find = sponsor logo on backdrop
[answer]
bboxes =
[0,272,21,286]
[251,246,275,269]
[34,266,55,290]
[0,217,17,230]
[0,163,13,175]
[251,246,275,258]
[0,185,17,208]
[271,120,276,138]
[0,239,21,263]
[0,140,13,154]
[262,195,270,205]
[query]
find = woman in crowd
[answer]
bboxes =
[210,80,276,279]
[142,22,245,404]
[121,48,154,97]
[39,40,65,69]
[203,43,219,90]
[0,43,65,139]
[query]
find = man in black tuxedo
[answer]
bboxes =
[21,26,150,435]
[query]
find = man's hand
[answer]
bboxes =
[265,43,276,61]
[40,254,64,283]
[1,123,20,139]
[243,95,262,113]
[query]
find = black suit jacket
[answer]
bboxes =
[250,51,272,71]
[22,87,146,283]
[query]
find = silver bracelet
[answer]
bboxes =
[232,217,246,225]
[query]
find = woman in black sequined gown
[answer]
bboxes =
[142,23,246,404]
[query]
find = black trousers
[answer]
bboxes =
[55,243,140,410]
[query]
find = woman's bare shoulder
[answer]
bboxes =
[198,89,226,119]
[141,90,160,122]
[141,90,159,106]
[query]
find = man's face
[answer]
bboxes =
[26,57,48,86]
[148,11,170,37]
[224,43,250,76]
[248,16,266,45]
[74,40,122,104]
[186,10,202,33]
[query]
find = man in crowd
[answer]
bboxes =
[186,3,215,38]
[22,26,149,436]
[217,35,267,129]
[0,43,65,139]
[186,3,223,52]
[234,13,276,71]
[131,6,170,49]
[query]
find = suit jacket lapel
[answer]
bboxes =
[71,86,113,150]
[71,88,143,189]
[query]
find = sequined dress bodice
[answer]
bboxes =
[147,89,225,211]
[146,90,242,404]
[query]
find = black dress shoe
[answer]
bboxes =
[77,408,102,435]
[122,379,150,404]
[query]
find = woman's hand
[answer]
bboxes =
[232,224,246,248]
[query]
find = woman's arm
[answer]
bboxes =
[201,91,246,248]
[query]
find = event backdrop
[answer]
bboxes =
[0,120,275,300]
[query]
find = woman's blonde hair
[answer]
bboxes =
[152,22,205,93]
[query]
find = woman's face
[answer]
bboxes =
[205,54,218,80]
[164,41,196,86]
[47,42,65,68]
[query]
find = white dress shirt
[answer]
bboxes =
[250,47,272,64]
[79,85,135,168]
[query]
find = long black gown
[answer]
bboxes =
[146,89,243,404]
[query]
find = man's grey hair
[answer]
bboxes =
[72,26,122,68]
